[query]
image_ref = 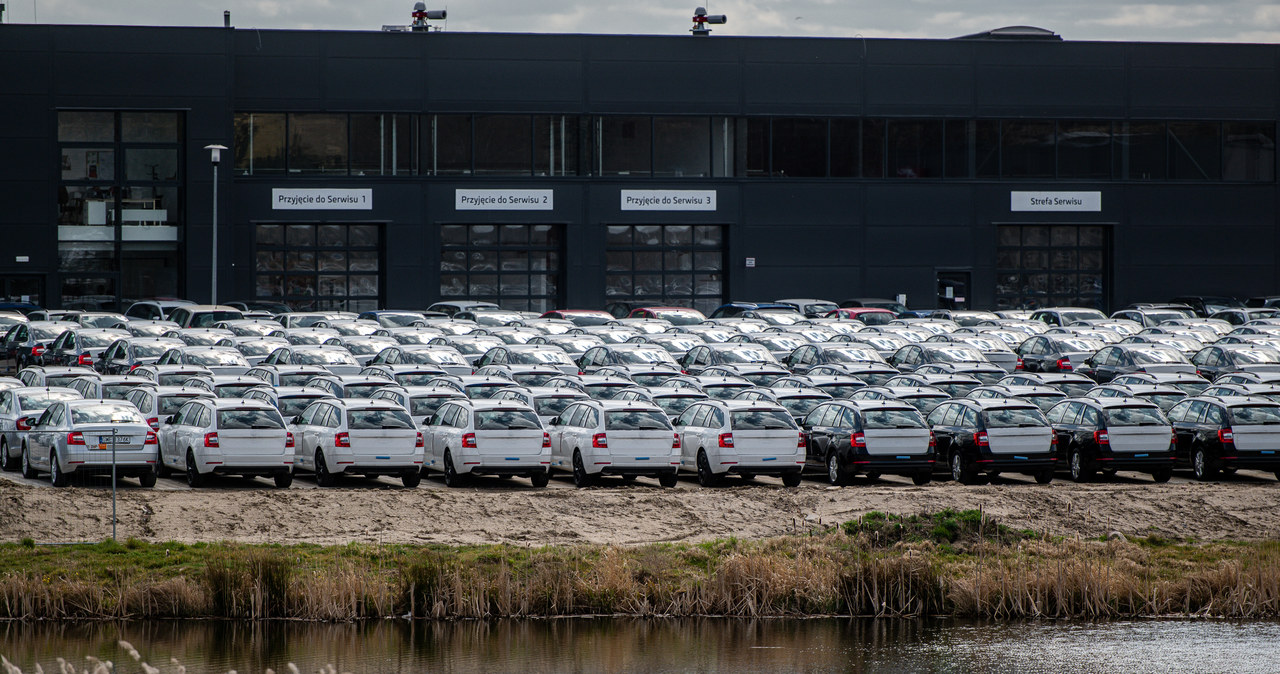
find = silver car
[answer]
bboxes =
[23,399,158,487]
[0,386,83,471]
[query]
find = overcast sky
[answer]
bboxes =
[7,0,1280,43]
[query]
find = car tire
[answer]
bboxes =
[401,470,421,488]
[1220,466,1237,475]
[137,470,157,488]
[156,456,171,478]
[1034,470,1053,485]
[782,471,803,487]
[530,471,549,488]
[1100,466,1118,478]
[274,471,294,489]
[912,471,932,486]
[49,449,69,488]
[20,443,37,480]
[1068,448,1093,483]
[697,450,722,487]
[186,450,206,488]
[864,471,881,481]
[443,450,467,488]
[314,449,337,487]
[826,451,848,487]
[657,472,678,488]
[0,439,15,472]
[1152,467,1173,484]
[1192,447,1216,481]
[950,451,978,486]
[571,450,594,488]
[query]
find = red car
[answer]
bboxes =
[625,306,707,325]
[824,308,897,325]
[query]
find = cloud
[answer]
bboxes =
[1082,4,1217,29]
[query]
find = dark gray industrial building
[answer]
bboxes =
[1,22,1277,314]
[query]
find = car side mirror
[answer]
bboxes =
[291,415,302,425]
[548,417,559,426]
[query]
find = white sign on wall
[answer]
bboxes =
[1010,191,1102,212]
[272,188,373,210]
[455,189,554,210]
[621,190,717,211]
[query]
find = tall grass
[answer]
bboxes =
[0,511,1278,621]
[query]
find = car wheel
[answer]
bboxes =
[697,450,722,487]
[1192,447,1216,481]
[950,451,977,486]
[657,471,678,488]
[186,449,206,488]
[912,471,932,486]
[20,443,37,480]
[530,471,550,488]
[0,439,15,472]
[1100,466,1118,478]
[49,449,69,487]
[1069,448,1093,483]
[827,451,848,487]
[443,450,468,488]
[1034,470,1053,485]
[274,471,294,489]
[314,449,336,487]
[155,455,171,478]
[571,450,594,488]
[401,470,421,488]
[782,471,803,487]
[1152,467,1173,484]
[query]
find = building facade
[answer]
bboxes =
[2,24,1278,313]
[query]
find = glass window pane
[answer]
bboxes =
[349,251,378,272]
[771,118,826,177]
[635,251,661,272]
[1223,122,1275,182]
[349,225,378,247]
[122,112,179,143]
[635,226,661,246]
[600,116,651,176]
[257,274,284,298]
[1002,121,1055,178]
[61,148,114,181]
[317,251,346,272]
[475,115,532,176]
[287,224,315,247]
[256,224,283,246]
[441,250,467,271]
[318,275,347,296]
[861,119,885,178]
[664,226,692,246]
[441,275,466,296]
[695,274,722,296]
[234,113,285,175]
[500,251,528,271]
[1079,226,1104,247]
[1058,121,1111,180]
[606,274,632,297]
[349,114,388,176]
[59,112,115,143]
[531,224,559,246]
[1051,227,1077,247]
[286,251,316,271]
[470,275,498,296]
[1117,121,1166,180]
[125,148,179,182]
[349,276,378,297]
[975,120,1000,178]
[606,226,632,246]
[830,119,859,178]
[59,242,115,272]
[744,118,769,177]
[428,115,472,175]
[500,225,529,245]
[606,251,630,272]
[1022,226,1049,247]
[1169,122,1221,180]
[441,225,467,246]
[664,250,692,271]
[287,114,348,175]
[470,225,497,246]
[317,224,345,247]
[256,251,283,272]
[665,274,693,295]
[653,117,710,177]
[886,120,943,179]
[997,226,1020,247]
[694,252,721,271]
[534,115,580,177]
[501,275,530,296]
[62,277,115,310]
[695,226,723,247]
[945,120,971,179]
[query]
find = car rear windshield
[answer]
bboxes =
[1103,406,1167,427]
[297,351,356,365]
[347,408,415,429]
[191,311,242,327]
[1229,405,1280,425]
[343,384,383,399]
[652,311,703,326]
[237,342,277,356]
[70,404,144,425]
[279,374,317,387]
[18,391,80,411]
[218,408,285,430]
[1060,310,1107,323]
[475,409,542,430]
[1057,382,1094,397]
[394,373,443,386]
[159,395,203,415]
[605,410,672,430]
[132,343,171,357]
[1130,348,1187,364]
[44,375,85,388]
[511,372,557,387]
[982,407,1048,428]
[862,408,927,429]
[718,347,773,363]
[818,384,864,399]
[280,396,325,417]
[902,396,947,414]
[705,384,751,400]
[81,333,119,348]
[534,396,579,418]
[409,397,451,417]
[33,326,68,340]
[653,396,702,416]
[1137,393,1184,411]
[730,409,797,430]
[1234,349,1280,364]
[409,351,468,366]
[101,384,144,400]
[777,397,827,418]
[181,333,224,346]
[189,351,247,366]
[466,384,511,399]
[213,384,258,398]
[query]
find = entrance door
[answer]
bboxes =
[937,271,970,310]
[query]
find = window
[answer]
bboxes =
[1058,121,1111,179]
[1223,122,1275,182]
[474,115,532,176]
[1116,121,1166,180]
[233,113,286,175]
[535,115,581,176]
[598,116,652,176]
[771,118,827,177]
[439,224,564,312]
[426,115,472,175]
[255,223,382,312]
[1169,122,1221,180]
[1002,121,1055,178]
[886,120,943,179]
[605,225,725,315]
[350,114,414,176]
[654,117,711,177]
[996,225,1108,311]
[287,114,349,175]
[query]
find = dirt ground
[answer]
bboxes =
[3,469,1280,545]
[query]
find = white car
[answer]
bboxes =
[547,399,679,487]
[674,399,805,487]
[290,398,423,487]
[23,399,158,487]
[158,397,294,488]
[124,385,215,429]
[424,398,550,487]
[368,385,467,426]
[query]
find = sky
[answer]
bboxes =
[5,0,1280,43]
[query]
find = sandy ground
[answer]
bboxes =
[2,469,1279,545]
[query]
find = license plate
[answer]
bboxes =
[762,457,776,461]
[634,457,650,461]
[98,436,129,444]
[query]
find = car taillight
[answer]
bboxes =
[31,346,43,356]
[77,354,93,366]
[929,431,937,448]
[672,432,681,449]
[1051,433,1059,445]
[1170,430,1177,445]
[15,418,31,432]
[129,363,140,372]
[285,432,295,448]
[851,431,866,448]
[1219,428,1234,444]
[543,432,552,448]
[66,432,84,445]
[1094,430,1109,445]
[334,432,351,448]
[592,432,608,448]
[144,431,158,445]
[718,432,734,448]
[974,431,989,447]
[415,431,425,448]
[1056,358,1072,371]
[1015,358,1025,370]
[146,417,159,431]
[204,432,219,447]
[462,432,477,448]
[797,432,806,448]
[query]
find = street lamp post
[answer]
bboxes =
[204,144,228,305]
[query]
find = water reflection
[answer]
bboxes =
[0,618,1278,673]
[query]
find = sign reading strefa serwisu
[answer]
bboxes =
[273,188,373,210]
[1010,191,1101,212]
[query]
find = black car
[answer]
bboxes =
[785,343,886,376]
[800,399,935,486]
[1045,397,1175,483]
[680,343,778,376]
[1016,335,1104,373]
[1166,396,1280,480]
[41,328,129,369]
[926,398,1057,485]
[1189,344,1280,381]
[998,372,1099,397]
[1077,344,1194,383]
[96,337,185,374]
[0,321,77,375]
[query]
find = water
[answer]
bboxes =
[0,618,1277,673]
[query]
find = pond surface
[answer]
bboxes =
[0,617,1276,673]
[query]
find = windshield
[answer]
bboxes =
[902,396,947,414]
[407,351,468,366]
[857,312,895,326]
[394,333,434,345]
[343,384,384,399]
[511,350,576,366]
[1229,405,1280,425]
[1137,393,1184,412]
[237,341,279,356]
[409,397,451,417]
[296,351,357,366]
[134,343,172,358]
[651,338,702,353]
[1056,381,1095,397]
[1131,348,1187,364]
[394,373,444,386]
[18,391,80,411]
[605,409,672,430]
[190,311,242,327]
[825,348,882,363]
[180,333,225,346]
[159,394,204,415]
[717,346,774,363]
[32,326,66,340]
[553,338,604,353]
[756,337,804,351]
[381,314,426,327]
[863,408,927,429]
[101,384,145,400]
[651,311,704,326]
[816,384,864,399]
[453,341,497,355]
[730,409,797,430]
[1233,348,1280,364]
[616,349,677,365]
[280,396,326,417]
[937,382,978,398]
[511,372,557,387]
[534,396,580,418]
[776,397,828,418]
[218,408,285,429]
[653,396,702,416]
[347,341,390,355]
[475,409,542,430]
[982,407,1048,428]
[189,351,247,366]
[1103,406,1168,427]
[80,316,122,329]
[705,384,752,400]
[70,404,144,425]
[347,408,415,429]
[927,346,985,363]
[45,375,87,388]
[1173,381,1208,396]
[157,373,196,386]
[1061,310,1107,323]
[466,384,512,399]
[631,373,679,387]
[80,333,119,348]
[279,374,321,387]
